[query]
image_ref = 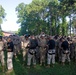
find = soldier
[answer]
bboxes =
[39,35,47,66]
[21,35,30,62]
[27,35,38,68]
[6,37,14,73]
[0,36,5,72]
[58,37,63,63]
[46,36,56,67]
[9,35,21,57]
[69,39,75,60]
[35,35,41,63]
[73,38,76,61]
[61,38,70,65]
[54,35,59,62]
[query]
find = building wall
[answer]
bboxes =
[3,32,11,36]
[2,31,14,36]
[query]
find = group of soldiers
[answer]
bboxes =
[21,33,76,68]
[0,34,21,73]
[0,33,76,73]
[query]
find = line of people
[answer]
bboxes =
[0,34,76,73]
[21,34,76,68]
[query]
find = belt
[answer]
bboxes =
[29,50,36,55]
[29,51,36,55]
[63,52,69,54]
[63,50,69,54]
[29,52,34,55]
[48,53,55,55]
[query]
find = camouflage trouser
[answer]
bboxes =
[23,48,28,61]
[7,52,13,70]
[70,48,75,59]
[40,47,46,64]
[55,46,59,58]
[62,51,70,63]
[27,49,36,66]
[75,51,76,60]
[47,49,55,65]
[0,51,5,66]
[75,47,76,60]
[14,45,20,55]
[58,49,62,62]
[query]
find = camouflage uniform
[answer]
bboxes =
[39,35,47,66]
[75,46,76,60]
[69,40,75,60]
[73,39,76,61]
[21,36,30,61]
[0,40,5,66]
[9,35,21,57]
[58,38,63,62]
[0,36,5,72]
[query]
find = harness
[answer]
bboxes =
[48,50,55,55]
[28,49,36,55]
[63,50,70,54]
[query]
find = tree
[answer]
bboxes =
[0,5,6,35]
[16,0,49,35]
[59,0,76,36]
[16,0,76,36]
[0,5,6,24]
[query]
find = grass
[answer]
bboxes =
[0,51,76,75]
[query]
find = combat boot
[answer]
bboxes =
[27,65,30,69]
[2,65,6,72]
[62,62,65,66]
[46,64,50,68]
[33,65,36,68]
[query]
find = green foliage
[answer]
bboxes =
[0,25,3,36]
[0,5,6,35]
[0,5,6,24]
[16,0,76,36]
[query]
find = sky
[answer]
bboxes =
[0,0,32,31]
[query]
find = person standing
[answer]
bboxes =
[6,37,14,73]
[47,36,56,67]
[61,38,70,65]
[39,35,47,66]
[21,35,30,63]
[27,35,38,68]
[0,36,5,72]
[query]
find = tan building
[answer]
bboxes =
[2,31,15,36]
